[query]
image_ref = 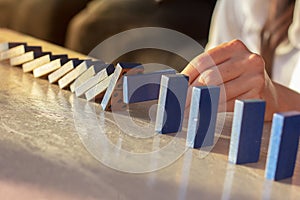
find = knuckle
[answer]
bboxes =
[227,39,247,51]
[199,71,213,85]
[194,53,215,70]
[250,53,265,66]
[200,68,222,85]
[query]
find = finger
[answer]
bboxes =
[220,74,264,103]
[181,40,249,84]
[198,57,247,86]
[181,52,219,84]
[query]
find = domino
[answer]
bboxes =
[265,111,300,181]
[123,68,176,104]
[58,60,103,89]
[48,59,85,83]
[33,55,70,78]
[0,42,26,53]
[85,74,114,101]
[75,64,115,97]
[0,44,27,61]
[186,86,220,148]
[155,74,189,134]
[228,99,266,164]
[10,46,43,66]
[22,52,52,73]
[70,61,108,92]
[100,62,144,111]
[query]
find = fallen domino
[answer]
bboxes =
[23,54,69,74]
[155,74,189,134]
[0,42,26,53]
[70,61,109,92]
[265,111,300,181]
[58,60,103,89]
[22,52,52,73]
[123,68,176,104]
[100,62,144,111]
[33,55,70,78]
[228,99,266,164]
[48,59,86,83]
[75,64,115,97]
[0,43,34,61]
[10,46,42,66]
[85,74,114,102]
[186,86,220,148]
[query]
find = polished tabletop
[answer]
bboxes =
[0,28,299,200]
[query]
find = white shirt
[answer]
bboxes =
[205,0,300,93]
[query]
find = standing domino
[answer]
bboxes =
[186,86,220,148]
[228,99,266,164]
[265,111,300,181]
[155,74,189,134]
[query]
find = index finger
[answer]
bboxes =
[181,39,248,84]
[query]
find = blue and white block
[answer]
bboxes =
[70,61,109,92]
[228,99,266,164]
[155,74,189,134]
[186,86,220,148]
[0,42,26,53]
[10,46,43,66]
[265,111,300,181]
[123,68,176,103]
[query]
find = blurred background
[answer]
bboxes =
[0,0,217,71]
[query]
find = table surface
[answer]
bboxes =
[0,28,299,200]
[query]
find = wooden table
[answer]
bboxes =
[0,28,299,200]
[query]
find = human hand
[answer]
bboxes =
[181,39,280,121]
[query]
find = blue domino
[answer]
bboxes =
[33,51,52,59]
[8,42,27,48]
[24,46,42,53]
[228,99,266,164]
[100,62,144,111]
[186,86,220,148]
[265,111,300,181]
[155,74,189,134]
[123,68,176,103]
[50,54,68,62]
